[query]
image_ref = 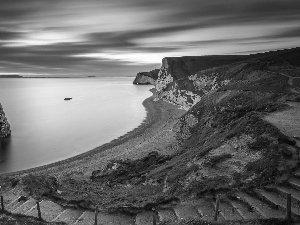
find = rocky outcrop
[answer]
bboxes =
[133,69,159,85]
[0,103,11,138]
[91,151,172,186]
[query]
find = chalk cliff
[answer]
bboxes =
[133,69,159,85]
[0,103,11,138]
[155,55,253,109]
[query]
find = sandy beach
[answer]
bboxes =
[1,89,185,180]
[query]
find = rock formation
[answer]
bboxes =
[0,103,11,138]
[133,69,159,85]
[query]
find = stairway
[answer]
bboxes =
[0,182,297,224]
[252,168,300,219]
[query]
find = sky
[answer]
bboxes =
[0,0,300,77]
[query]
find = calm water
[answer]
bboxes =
[0,78,151,174]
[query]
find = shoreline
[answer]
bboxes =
[1,88,184,178]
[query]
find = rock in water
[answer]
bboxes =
[0,103,11,138]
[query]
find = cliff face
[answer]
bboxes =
[133,69,159,85]
[155,55,254,109]
[155,49,300,110]
[0,103,11,138]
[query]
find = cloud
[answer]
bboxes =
[0,31,23,40]
[0,0,300,76]
[270,27,300,39]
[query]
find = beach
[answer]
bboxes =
[1,89,185,179]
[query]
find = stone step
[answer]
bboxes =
[230,199,262,220]
[212,199,243,220]
[157,209,177,224]
[6,198,26,212]
[40,200,65,222]
[97,212,135,225]
[288,177,300,190]
[255,189,300,216]
[135,211,154,225]
[173,205,201,222]
[52,208,84,224]
[74,211,94,225]
[194,199,225,221]
[1,194,20,211]
[13,198,37,215]
[235,192,285,218]
[2,187,29,212]
[26,200,64,222]
[276,186,300,203]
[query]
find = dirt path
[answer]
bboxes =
[264,102,300,147]
[264,69,300,93]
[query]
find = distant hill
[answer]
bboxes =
[0,75,23,78]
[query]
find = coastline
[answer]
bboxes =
[1,89,185,178]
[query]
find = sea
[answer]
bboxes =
[0,77,151,174]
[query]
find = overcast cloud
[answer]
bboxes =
[0,0,300,76]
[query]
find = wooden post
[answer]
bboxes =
[36,201,42,221]
[286,193,292,222]
[1,196,4,211]
[214,194,220,221]
[94,206,98,225]
[152,208,157,225]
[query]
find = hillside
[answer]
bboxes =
[127,47,300,200]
